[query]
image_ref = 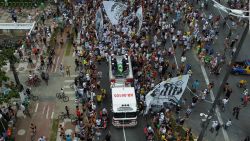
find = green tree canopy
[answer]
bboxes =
[0,39,21,104]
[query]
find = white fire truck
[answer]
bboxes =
[109,54,137,127]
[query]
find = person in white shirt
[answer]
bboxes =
[210,120,218,133]
[181,55,187,64]
[224,119,232,130]
[38,136,46,141]
[96,118,102,127]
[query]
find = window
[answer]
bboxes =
[113,112,137,118]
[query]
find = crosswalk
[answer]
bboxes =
[63,74,78,101]
[32,101,55,120]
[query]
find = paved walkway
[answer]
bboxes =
[15,101,55,141]
[0,5,64,74]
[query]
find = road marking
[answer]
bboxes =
[51,110,54,119]
[42,106,46,114]
[169,35,179,70]
[54,56,60,73]
[70,74,78,78]
[64,80,74,83]
[69,97,77,101]
[173,55,179,70]
[46,107,50,119]
[53,57,56,65]
[35,103,39,113]
[200,65,230,141]
[64,85,70,89]
[65,91,75,95]
[123,126,127,141]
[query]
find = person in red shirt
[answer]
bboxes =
[76,106,81,120]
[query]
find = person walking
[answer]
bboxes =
[18,104,26,118]
[66,134,72,141]
[44,71,49,86]
[59,63,65,77]
[65,106,70,117]
[215,123,221,136]
[75,59,79,72]
[38,136,46,141]
[221,98,229,112]
[66,65,71,77]
[192,80,200,93]
[210,120,218,133]
[59,124,65,139]
[224,119,232,130]
[30,123,36,141]
[233,106,240,120]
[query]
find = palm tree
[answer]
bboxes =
[0,39,22,91]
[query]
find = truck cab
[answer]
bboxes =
[111,87,137,127]
[231,60,250,75]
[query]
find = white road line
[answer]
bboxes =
[174,55,179,70]
[64,80,74,83]
[54,56,60,73]
[64,85,70,89]
[123,126,127,141]
[69,97,77,101]
[35,103,39,113]
[65,91,75,95]
[70,74,78,78]
[53,57,56,64]
[169,35,179,70]
[46,107,50,119]
[200,65,230,141]
[51,110,54,119]
[42,106,46,114]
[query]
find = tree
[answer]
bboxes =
[0,39,22,92]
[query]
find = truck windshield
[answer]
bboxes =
[114,112,137,118]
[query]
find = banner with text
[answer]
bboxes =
[103,1,127,25]
[144,75,189,114]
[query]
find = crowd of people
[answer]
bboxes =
[55,0,249,140]
[1,0,249,140]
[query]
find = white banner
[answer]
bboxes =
[136,7,143,35]
[103,1,127,25]
[145,75,189,114]
[0,22,35,30]
[95,8,104,40]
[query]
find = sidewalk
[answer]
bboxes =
[15,101,55,141]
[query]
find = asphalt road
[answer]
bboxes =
[95,61,147,141]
